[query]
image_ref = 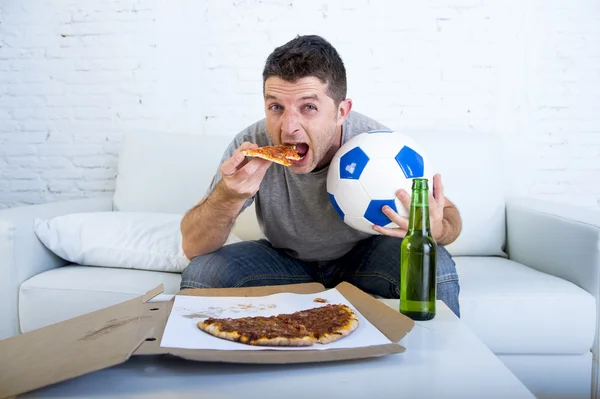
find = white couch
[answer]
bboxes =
[1,128,599,399]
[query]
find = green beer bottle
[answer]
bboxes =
[400,178,437,321]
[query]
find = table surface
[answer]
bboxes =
[20,300,535,399]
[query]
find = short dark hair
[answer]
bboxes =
[262,35,347,106]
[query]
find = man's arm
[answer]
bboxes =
[436,198,462,246]
[180,183,247,259]
[180,142,272,260]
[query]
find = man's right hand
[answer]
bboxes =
[218,142,273,200]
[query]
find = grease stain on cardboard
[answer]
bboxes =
[78,316,150,341]
[179,303,278,319]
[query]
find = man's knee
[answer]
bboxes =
[437,277,461,318]
[180,251,228,290]
[436,245,459,283]
[179,240,290,290]
[435,245,461,317]
[180,242,254,289]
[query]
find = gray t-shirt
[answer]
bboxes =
[204,111,390,261]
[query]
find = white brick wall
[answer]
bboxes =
[0,0,599,210]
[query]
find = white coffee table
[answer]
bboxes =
[19,301,535,399]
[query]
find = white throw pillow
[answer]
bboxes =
[33,212,243,273]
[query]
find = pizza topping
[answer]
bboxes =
[283,304,355,339]
[202,315,312,340]
[313,297,328,303]
[267,145,300,159]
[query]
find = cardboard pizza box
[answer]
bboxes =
[0,281,414,399]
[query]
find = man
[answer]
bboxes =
[180,35,463,317]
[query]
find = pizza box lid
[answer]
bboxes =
[0,282,414,399]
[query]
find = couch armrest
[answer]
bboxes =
[506,197,600,299]
[0,196,114,339]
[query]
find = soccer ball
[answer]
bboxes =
[326,130,435,235]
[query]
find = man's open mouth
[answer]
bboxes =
[287,143,309,160]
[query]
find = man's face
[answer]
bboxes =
[264,76,351,174]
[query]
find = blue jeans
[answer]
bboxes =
[181,236,461,317]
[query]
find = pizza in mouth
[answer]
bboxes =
[242,143,309,166]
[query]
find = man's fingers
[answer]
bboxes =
[428,192,437,212]
[238,157,271,178]
[224,158,272,196]
[238,141,258,158]
[372,224,407,238]
[433,173,444,206]
[221,142,258,177]
[396,189,411,211]
[370,202,409,237]
[220,154,243,177]
[382,205,409,230]
[239,141,257,150]
[255,157,273,173]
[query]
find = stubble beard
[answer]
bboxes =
[308,122,338,173]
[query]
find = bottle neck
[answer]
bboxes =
[407,186,431,236]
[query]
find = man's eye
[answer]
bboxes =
[270,104,282,111]
[304,104,317,111]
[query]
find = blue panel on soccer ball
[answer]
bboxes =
[364,199,397,226]
[395,146,424,178]
[328,193,345,220]
[339,147,369,179]
[367,129,393,134]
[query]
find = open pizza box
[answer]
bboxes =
[0,281,415,399]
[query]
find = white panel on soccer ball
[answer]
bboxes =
[333,179,371,221]
[356,131,415,159]
[344,217,377,235]
[327,155,341,194]
[422,154,436,183]
[358,158,412,200]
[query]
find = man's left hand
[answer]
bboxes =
[372,173,445,241]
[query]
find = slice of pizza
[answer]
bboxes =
[241,145,302,166]
[197,303,359,347]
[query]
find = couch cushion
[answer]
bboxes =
[455,256,596,355]
[112,130,263,241]
[408,132,507,257]
[113,131,234,215]
[379,256,595,355]
[18,265,181,333]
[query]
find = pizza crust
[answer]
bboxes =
[197,321,241,342]
[316,315,359,344]
[245,335,316,347]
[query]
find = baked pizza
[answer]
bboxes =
[197,304,359,346]
[241,145,302,166]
